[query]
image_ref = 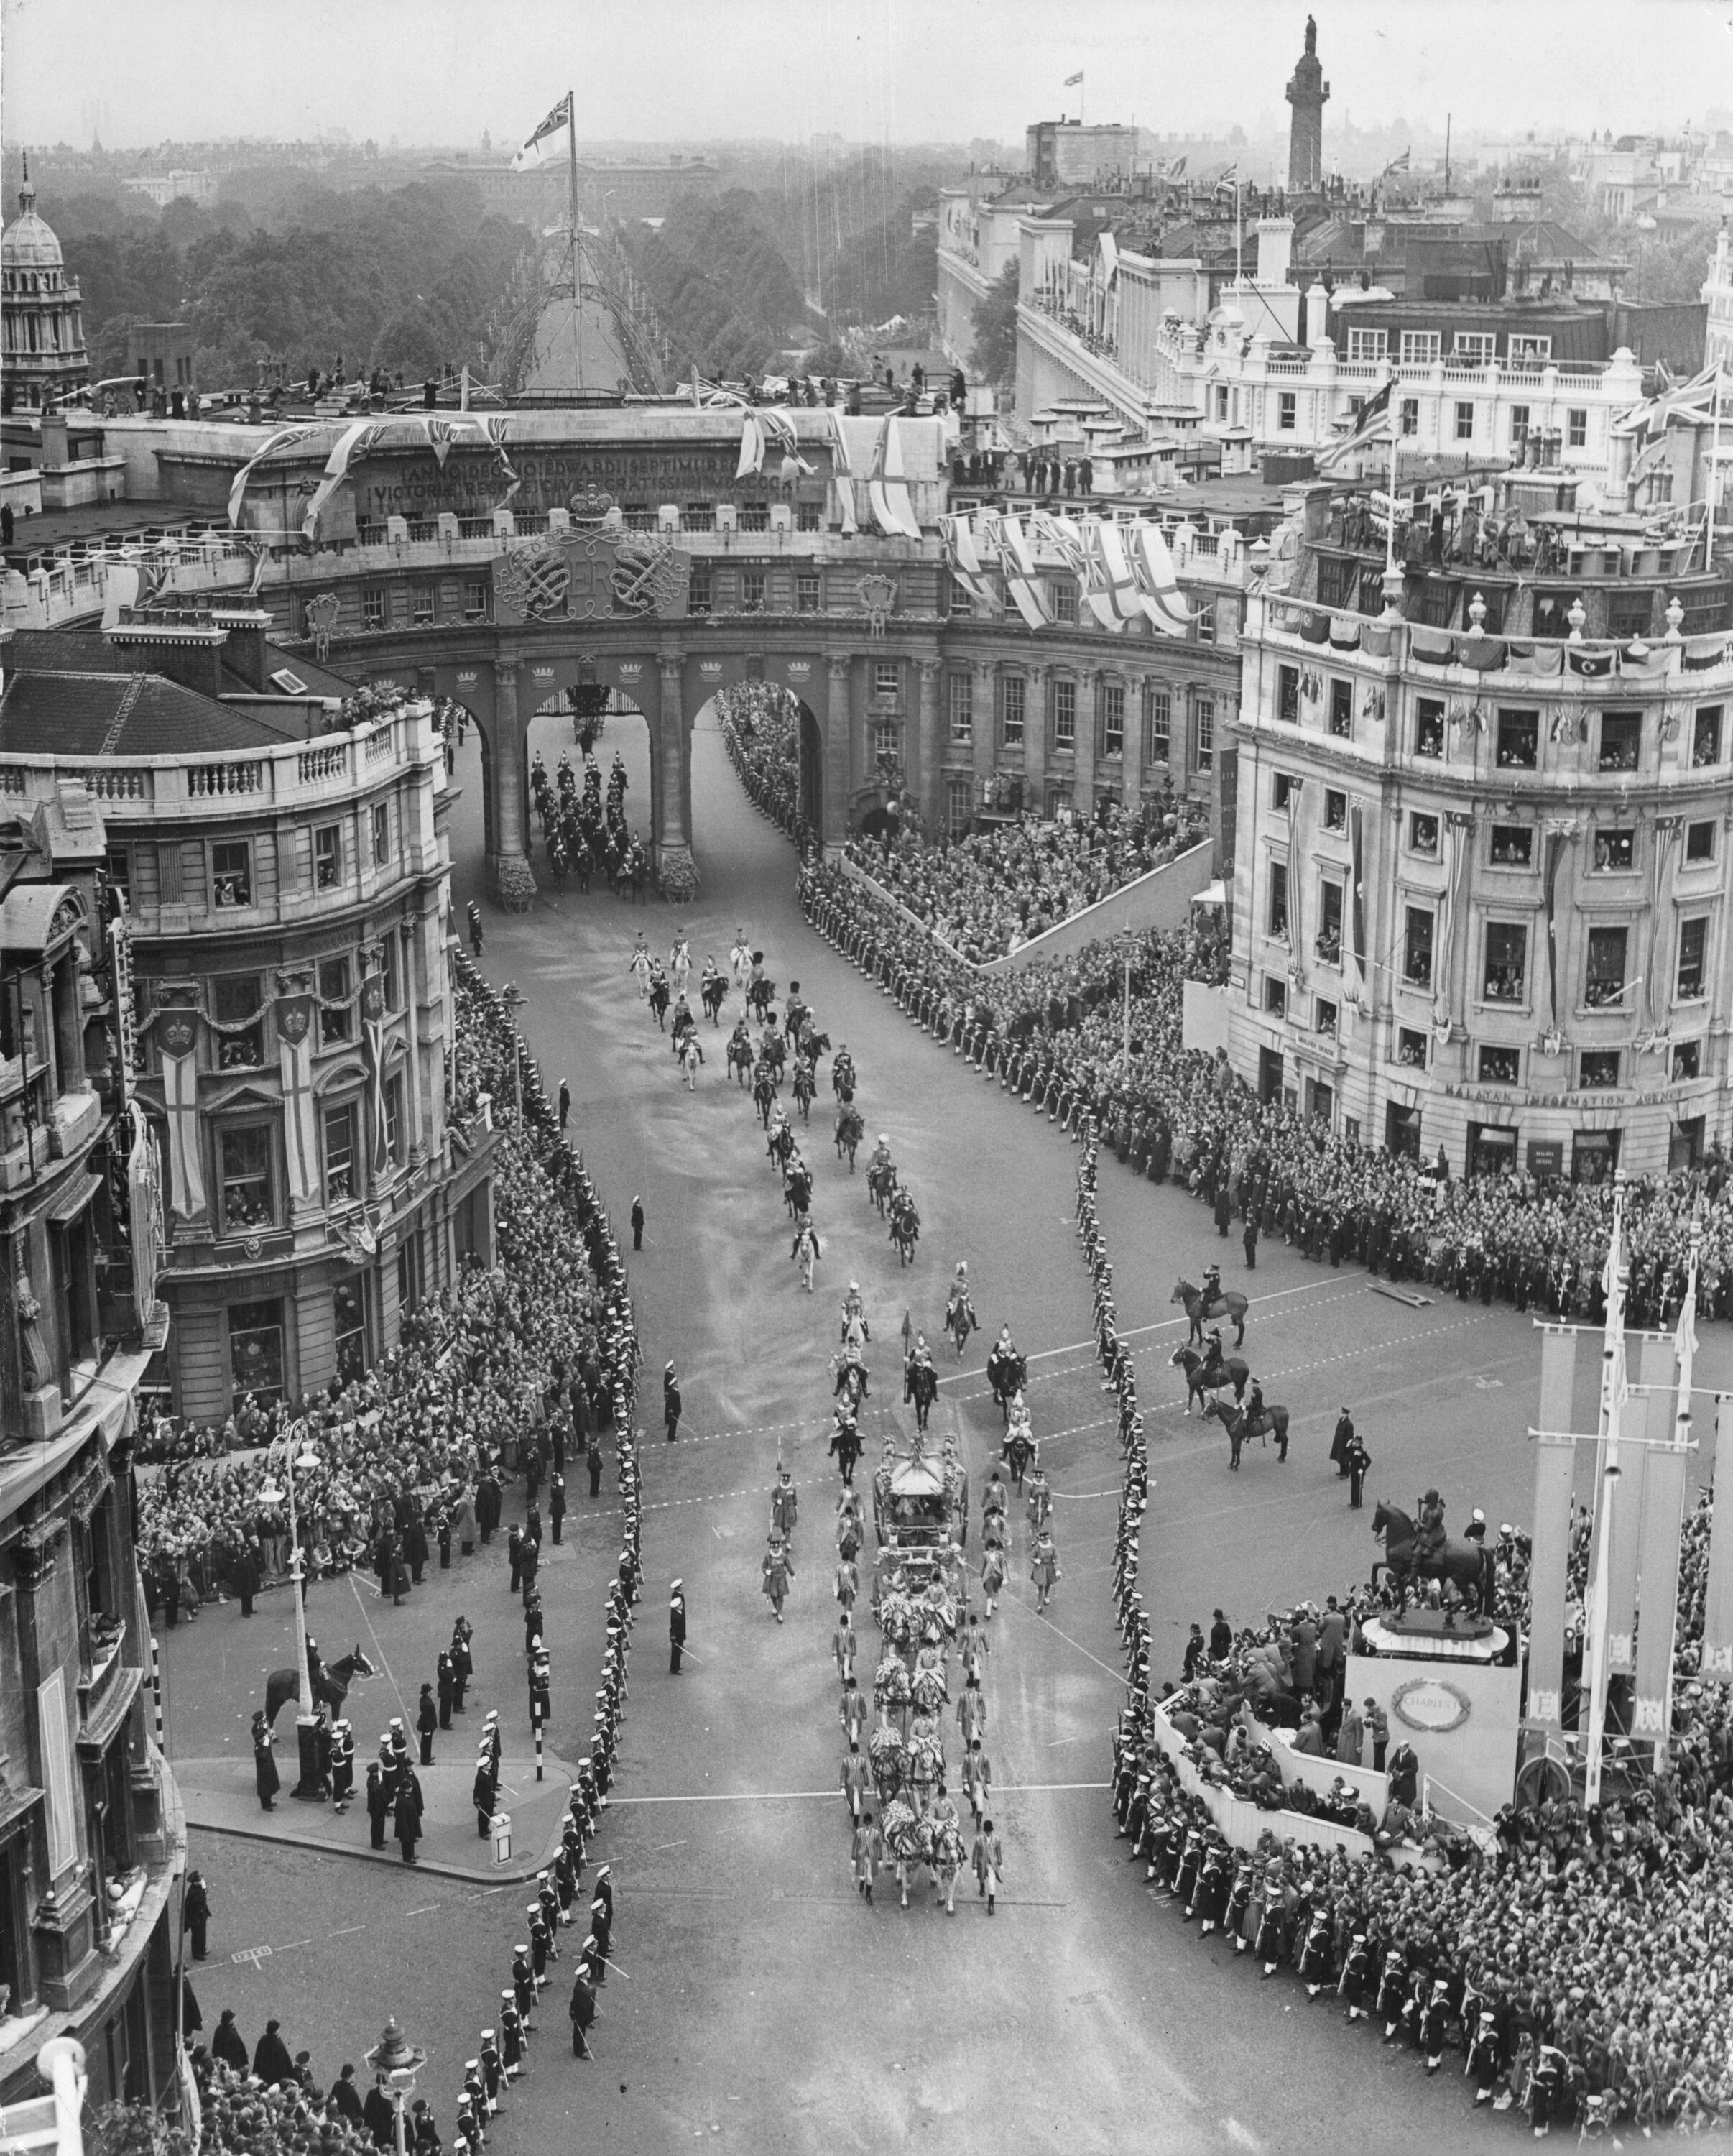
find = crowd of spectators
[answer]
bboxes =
[134,954,639,1620]
[1078,1111,1733,2134]
[803,860,1733,1333]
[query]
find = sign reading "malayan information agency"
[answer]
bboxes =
[356,447,773,521]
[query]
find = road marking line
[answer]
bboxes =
[405,1904,442,1918]
[328,1925,366,1937]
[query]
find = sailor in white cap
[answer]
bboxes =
[669,1578,687,1672]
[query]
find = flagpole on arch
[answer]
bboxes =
[568,89,581,394]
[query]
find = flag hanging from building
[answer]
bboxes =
[512,92,573,171]
[1317,377,1395,473]
[1064,70,1084,86]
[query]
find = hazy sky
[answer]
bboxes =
[4,0,1731,152]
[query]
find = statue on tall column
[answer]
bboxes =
[1305,14,1316,55]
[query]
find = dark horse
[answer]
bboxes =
[1372,1501,1494,1615]
[1169,1344,1250,1414]
[1171,1278,1249,1348]
[264,1644,377,1728]
[1203,1397,1290,1468]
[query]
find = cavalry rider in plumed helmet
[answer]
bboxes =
[841,1281,869,1342]
[869,1133,892,1175]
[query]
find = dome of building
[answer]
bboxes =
[2,160,66,275]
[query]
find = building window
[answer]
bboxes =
[1001,675,1026,749]
[1454,401,1474,441]
[1490,825,1533,867]
[1053,678,1076,750]
[947,572,974,617]
[1483,922,1528,1003]
[1567,407,1588,449]
[463,579,490,620]
[397,1234,422,1317]
[1345,327,1387,362]
[874,660,900,698]
[1397,1026,1428,1069]
[1328,678,1352,737]
[1399,397,1418,437]
[1579,1050,1620,1089]
[946,778,972,839]
[228,1298,285,1408]
[1323,788,1346,832]
[1592,828,1635,872]
[213,974,264,1069]
[738,502,770,532]
[873,719,900,763]
[323,1103,357,1205]
[362,588,386,631]
[220,1125,274,1233]
[1584,925,1628,1007]
[1193,698,1215,771]
[333,1280,367,1386]
[1599,712,1640,773]
[1277,664,1300,723]
[797,572,821,614]
[384,1070,403,1164]
[949,675,974,745]
[315,824,341,890]
[318,954,352,1044]
[796,502,821,532]
[1315,997,1338,1037]
[683,502,715,533]
[1400,331,1441,364]
[1267,860,1290,939]
[1273,772,1297,811]
[1677,916,1709,1002]
[741,570,766,611]
[1510,403,1530,449]
[1100,682,1125,756]
[1144,688,1170,763]
[1264,975,1287,1015]
[1277,392,1297,432]
[688,564,713,615]
[1053,582,1077,624]
[381,934,401,1013]
[1409,811,1438,855]
[1673,1040,1701,1082]
[1686,819,1716,864]
[1404,906,1434,989]
[1693,706,1724,767]
[371,803,390,865]
[412,586,435,625]
[211,839,252,908]
[1317,880,1343,964]
[1455,333,1497,364]
[1508,334,1552,362]
[1497,709,1538,769]
[1196,604,1216,644]
[1415,699,1445,758]
[1479,1044,1520,1085]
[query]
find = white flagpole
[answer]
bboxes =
[1386,372,1399,576]
[1583,1174,1629,1810]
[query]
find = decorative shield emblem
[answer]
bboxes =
[159,1013,198,1058]
[277,1000,312,1047]
[305,591,341,660]
[360,976,386,1025]
[858,573,897,636]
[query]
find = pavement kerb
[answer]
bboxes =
[182,1808,570,1888]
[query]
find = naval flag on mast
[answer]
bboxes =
[512,93,573,171]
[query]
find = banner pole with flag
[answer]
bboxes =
[1065,69,1084,126]
[1582,1173,1630,1810]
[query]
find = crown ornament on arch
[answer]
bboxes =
[570,482,616,526]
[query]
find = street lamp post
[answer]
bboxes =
[365,2019,427,2156]
[502,984,529,1125]
[259,1419,324,1802]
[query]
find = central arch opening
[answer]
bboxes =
[525,686,655,898]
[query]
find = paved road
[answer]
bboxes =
[165,710,1733,2156]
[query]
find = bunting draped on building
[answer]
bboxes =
[868,417,922,540]
[226,425,321,529]
[157,1012,205,1222]
[125,1099,166,1324]
[361,974,390,1175]
[275,985,320,1205]
[1349,803,1367,983]
[736,406,814,482]
[939,507,1196,637]
[1646,816,1681,1030]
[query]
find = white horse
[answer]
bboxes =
[677,1034,704,1091]
[794,1223,821,1294]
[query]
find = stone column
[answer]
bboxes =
[1073,667,1097,816]
[917,658,943,839]
[823,654,852,850]
[1122,676,1145,820]
[1023,663,1048,817]
[972,659,997,818]
[491,661,536,910]
[657,653,699,900]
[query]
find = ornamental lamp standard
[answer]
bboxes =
[257,1419,324,1802]
[501,983,529,1125]
[364,2018,427,2156]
